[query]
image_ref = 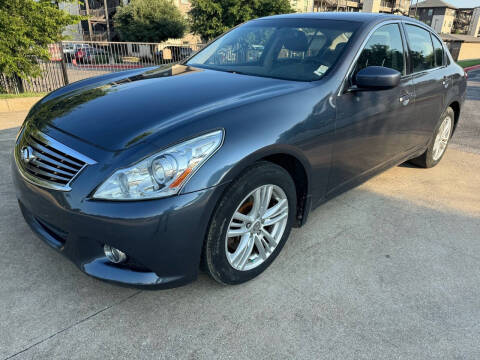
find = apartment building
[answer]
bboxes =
[59,2,83,41]
[469,7,480,37]
[410,0,480,37]
[290,0,315,12]
[313,0,410,15]
[454,7,475,34]
[66,0,194,41]
[409,0,457,34]
[363,0,411,14]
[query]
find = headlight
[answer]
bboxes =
[93,130,223,200]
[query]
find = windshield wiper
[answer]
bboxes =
[187,63,249,76]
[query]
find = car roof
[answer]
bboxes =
[256,12,424,26]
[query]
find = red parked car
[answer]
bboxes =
[74,47,107,64]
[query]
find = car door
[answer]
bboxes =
[403,24,447,148]
[327,22,415,193]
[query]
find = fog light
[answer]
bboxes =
[104,245,127,264]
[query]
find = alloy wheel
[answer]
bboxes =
[432,115,452,161]
[225,184,289,271]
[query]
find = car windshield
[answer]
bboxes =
[187,19,361,82]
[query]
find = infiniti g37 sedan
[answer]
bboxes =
[12,13,467,288]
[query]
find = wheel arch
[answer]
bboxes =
[220,144,313,228]
[448,101,461,134]
[260,153,309,227]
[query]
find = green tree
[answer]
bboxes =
[0,0,80,79]
[114,0,187,42]
[189,0,292,41]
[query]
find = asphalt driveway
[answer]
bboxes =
[1,71,479,359]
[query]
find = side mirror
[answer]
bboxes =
[355,66,401,90]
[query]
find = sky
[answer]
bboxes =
[449,0,480,7]
[419,0,480,7]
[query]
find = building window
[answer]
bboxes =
[428,9,433,16]
[380,0,393,8]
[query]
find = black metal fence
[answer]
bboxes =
[1,62,69,94]
[1,40,205,94]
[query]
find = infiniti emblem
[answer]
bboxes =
[21,146,36,163]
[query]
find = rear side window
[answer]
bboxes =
[432,35,444,67]
[405,24,434,72]
[355,23,405,76]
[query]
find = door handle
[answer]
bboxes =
[399,93,410,106]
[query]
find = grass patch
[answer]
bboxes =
[0,92,47,99]
[457,59,480,68]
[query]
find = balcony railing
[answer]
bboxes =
[79,8,106,19]
[81,31,110,41]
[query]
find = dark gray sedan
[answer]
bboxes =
[12,13,466,288]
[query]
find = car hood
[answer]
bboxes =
[29,64,309,151]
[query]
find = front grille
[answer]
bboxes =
[16,129,96,191]
[24,134,86,185]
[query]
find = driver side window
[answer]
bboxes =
[352,23,405,84]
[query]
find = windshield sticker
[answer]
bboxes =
[314,65,329,77]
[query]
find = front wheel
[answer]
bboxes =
[410,107,454,168]
[202,162,296,285]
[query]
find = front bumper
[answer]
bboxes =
[12,158,226,289]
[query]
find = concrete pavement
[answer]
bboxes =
[0,72,479,359]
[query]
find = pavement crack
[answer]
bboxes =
[4,290,142,360]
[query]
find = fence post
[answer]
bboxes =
[58,42,69,86]
[104,0,111,41]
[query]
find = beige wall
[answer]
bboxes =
[443,13,455,34]
[363,0,380,13]
[175,0,191,15]
[458,42,480,61]
[395,0,411,12]
[432,14,455,34]
[171,1,202,44]
[290,0,314,13]
[363,0,410,14]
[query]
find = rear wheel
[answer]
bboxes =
[410,107,454,168]
[203,162,296,285]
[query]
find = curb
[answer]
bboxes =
[74,64,143,69]
[464,64,480,72]
[0,97,42,113]
[72,59,143,69]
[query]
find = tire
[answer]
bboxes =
[409,107,454,168]
[203,161,297,285]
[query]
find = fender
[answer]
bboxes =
[182,142,316,227]
[182,143,313,195]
